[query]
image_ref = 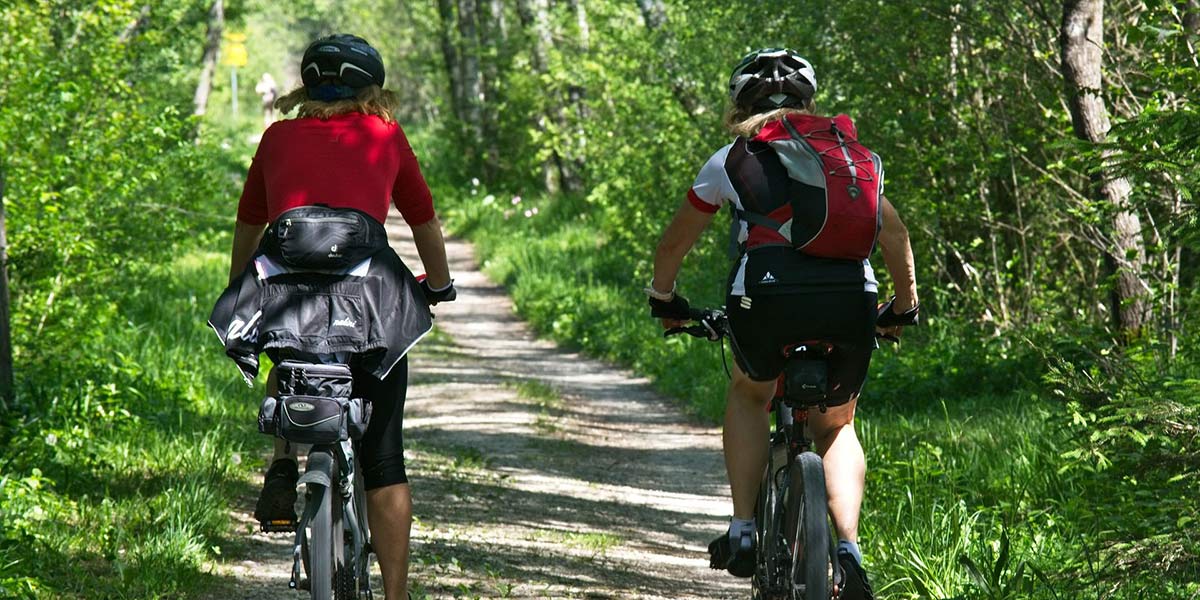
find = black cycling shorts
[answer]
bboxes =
[353,357,409,490]
[727,291,877,405]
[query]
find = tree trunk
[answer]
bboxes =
[1060,0,1150,335]
[636,0,666,29]
[551,0,591,193]
[457,0,484,149]
[119,4,152,44]
[635,0,702,127]
[570,0,590,51]
[1183,0,1200,34]
[0,165,12,404]
[517,0,561,193]
[517,0,552,73]
[192,0,223,116]
[437,0,464,121]
[485,0,507,43]
[477,0,506,182]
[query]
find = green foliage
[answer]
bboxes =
[1,0,1197,597]
[0,1,230,374]
[415,0,1200,596]
[0,2,269,597]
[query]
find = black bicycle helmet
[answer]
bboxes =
[300,34,385,100]
[728,48,816,111]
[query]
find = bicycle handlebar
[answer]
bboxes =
[664,307,899,344]
[663,308,728,341]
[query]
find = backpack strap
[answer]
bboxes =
[780,115,805,142]
[728,204,787,259]
[727,204,740,260]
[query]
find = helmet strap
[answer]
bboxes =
[307,83,357,101]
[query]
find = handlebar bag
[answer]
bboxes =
[261,205,388,270]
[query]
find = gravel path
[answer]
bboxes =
[201,216,744,599]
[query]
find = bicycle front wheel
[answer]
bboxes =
[785,452,832,600]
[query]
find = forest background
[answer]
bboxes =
[0,0,1197,598]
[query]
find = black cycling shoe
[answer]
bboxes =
[253,458,299,524]
[708,528,756,578]
[837,549,876,600]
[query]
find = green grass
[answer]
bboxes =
[0,243,267,599]
[435,185,1200,599]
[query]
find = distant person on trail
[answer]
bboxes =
[645,48,919,600]
[255,72,278,127]
[222,34,455,599]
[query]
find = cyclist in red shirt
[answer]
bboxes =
[646,49,919,600]
[227,34,454,600]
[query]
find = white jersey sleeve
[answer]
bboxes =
[686,143,737,214]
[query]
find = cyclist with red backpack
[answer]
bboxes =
[646,49,919,599]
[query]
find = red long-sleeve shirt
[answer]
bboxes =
[237,112,435,226]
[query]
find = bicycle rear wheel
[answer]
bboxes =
[307,452,340,600]
[785,452,832,600]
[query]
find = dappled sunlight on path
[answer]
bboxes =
[394,214,741,598]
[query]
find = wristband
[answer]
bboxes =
[427,279,454,293]
[643,280,675,301]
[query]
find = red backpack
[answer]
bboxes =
[735,113,882,261]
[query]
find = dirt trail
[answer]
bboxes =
[202,217,743,599]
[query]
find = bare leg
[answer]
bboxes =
[367,483,413,600]
[723,362,777,519]
[807,399,864,542]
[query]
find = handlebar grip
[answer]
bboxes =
[664,325,705,338]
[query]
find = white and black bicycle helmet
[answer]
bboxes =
[300,34,385,101]
[728,48,816,111]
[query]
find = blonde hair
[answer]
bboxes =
[723,101,816,138]
[274,85,399,123]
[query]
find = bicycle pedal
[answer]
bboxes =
[259,519,297,533]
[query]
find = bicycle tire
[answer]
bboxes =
[785,452,831,600]
[331,482,350,600]
[353,466,374,599]
[308,455,339,600]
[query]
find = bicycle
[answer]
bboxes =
[257,359,375,600]
[668,308,865,600]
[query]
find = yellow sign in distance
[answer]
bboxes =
[221,31,248,68]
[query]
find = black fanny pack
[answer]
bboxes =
[257,360,371,444]
[262,205,388,270]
